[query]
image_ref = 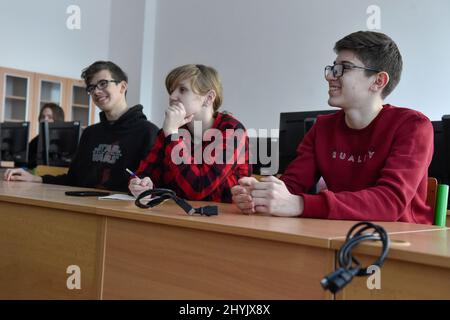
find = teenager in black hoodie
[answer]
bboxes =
[4,61,159,192]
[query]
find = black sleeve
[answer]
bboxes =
[140,121,160,160]
[41,173,70,185]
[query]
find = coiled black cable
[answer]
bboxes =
[135,188,218,216]
[321,221,390,294]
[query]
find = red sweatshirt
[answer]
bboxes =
[281,105,434,224]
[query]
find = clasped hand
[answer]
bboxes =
[231,176,303,217]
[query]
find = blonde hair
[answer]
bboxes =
[165,64,223,113]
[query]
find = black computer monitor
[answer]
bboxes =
[278,110,336,174]
[0,121,29,167]
[249,136,279,175]
[37,121,81,167]
[429,121,448,184]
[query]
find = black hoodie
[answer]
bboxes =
[42,105,159,192]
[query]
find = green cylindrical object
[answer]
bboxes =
[434,184,449,227]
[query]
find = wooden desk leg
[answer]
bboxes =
[0,203,106,299]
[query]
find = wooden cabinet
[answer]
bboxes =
[0,68,35,124]
[0,67,97,140]
[66,79,96,129]
[32,73,65,138]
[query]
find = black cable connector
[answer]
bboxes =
[321,221,390,294]
[320,267,360,294]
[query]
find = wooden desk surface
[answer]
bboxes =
[0,180,442,248]
[1,180,447,299]
[331,229,450,269]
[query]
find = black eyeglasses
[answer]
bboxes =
[135,188,219,216]
[324,64,381,79]
[86,79,119,95]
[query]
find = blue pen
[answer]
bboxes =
[125,168,138,179]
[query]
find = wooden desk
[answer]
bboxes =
[0,181,444,299]
[331,230,450,299]
[447,210,450,227]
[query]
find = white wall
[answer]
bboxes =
[151,0,450,131]
[0,0,150,122]
[139,0,158,118]
[1,0,449,130]
[0,0,111,79]
[108,0,147,108]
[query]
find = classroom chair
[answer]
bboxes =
[33,165,69,176]
[427,177,449,227]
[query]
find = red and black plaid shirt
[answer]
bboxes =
[136,112,251,203]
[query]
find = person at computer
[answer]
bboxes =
[231,31,434,224]
[27,103,65,169]
[128,64,251,202]
[4,61,159,192]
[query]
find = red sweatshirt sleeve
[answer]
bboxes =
[301,116,433,221]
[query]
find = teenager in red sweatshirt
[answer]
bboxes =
[232,31,434,224]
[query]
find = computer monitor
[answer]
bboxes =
[428,121,448,185]
[37,121,81,167]
[278,110,336,174]
[0,121,29,167]
[249,136,279,176]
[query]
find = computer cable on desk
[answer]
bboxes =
[321,221,390,294]
[135,188,218,216]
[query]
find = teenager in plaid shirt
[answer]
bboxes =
[129,64,251,202]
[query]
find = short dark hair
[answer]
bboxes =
[334,31,403,99]
[39,103,65,122]
[81,61,128,86]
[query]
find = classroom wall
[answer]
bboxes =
[0,0,149,121]
[0,0,111,79]
[1,0,449,131]
[108,0,147,108]
[139,0,158,118]
[150,0,450,132]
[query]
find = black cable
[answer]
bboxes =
[321,221,390,294]
[135,188,218,216]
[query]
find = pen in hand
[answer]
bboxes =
[125,168,138,179]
